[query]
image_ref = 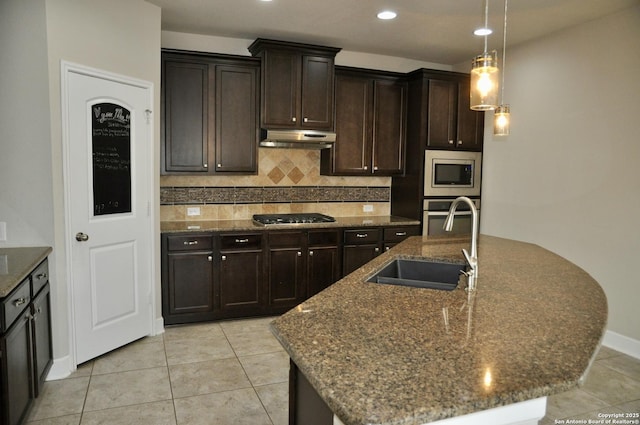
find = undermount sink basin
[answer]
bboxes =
[367,258,465,290]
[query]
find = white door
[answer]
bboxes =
[63,64,153,364]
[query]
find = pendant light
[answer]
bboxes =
[470,0,499,111]
[494,0,510,136]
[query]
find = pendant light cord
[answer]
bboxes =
[483,0,489,52]
[500,0,508,103]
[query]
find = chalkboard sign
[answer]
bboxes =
[92,102,132,216]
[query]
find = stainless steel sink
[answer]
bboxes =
[367,258,465,290]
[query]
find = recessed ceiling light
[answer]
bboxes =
[377,10,397,20]
[474,28,493,36]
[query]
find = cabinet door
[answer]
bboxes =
[268,248,305,311]
[165,252,214,318]
[162,59,209,172]
[1,311,32,425]
[372,79,406,175]
[329,74,372,175]
[219,251,263,317]
[426,79,457,149]
[301,55,334,130]
[215,64,259,173]
[31,285,52,397]
[307,246,340,296]
[343,245,380,276]
[261,49,301,128]
[456,79,484,151]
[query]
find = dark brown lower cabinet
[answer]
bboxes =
[1,309,31,425]
[342,228,382,275]
[289,360,333,425]
[0,258,52,425]
[161,226,414,324]
[162,234,215,325]
[268,232,306,314]
[218,233,264,318]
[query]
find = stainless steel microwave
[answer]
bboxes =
[424,150,482,197]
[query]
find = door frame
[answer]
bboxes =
[60,61,158,371]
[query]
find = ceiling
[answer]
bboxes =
[146,0,638,65]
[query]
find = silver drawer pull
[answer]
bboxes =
[207,256,213,262]
[183,240,199,246]
[36,273,48,279]
[13,297,27,307]
[356,233,368,238]
[221,255,227,261]
[235,238,249,243]
[395,232,407,236]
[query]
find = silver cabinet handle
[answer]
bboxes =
[183,240,199,246]
[303,117,308,123]
[374,247,380,253]
[221,255,227,261]
[235,238,249,243]
[448,140,454,144]
[207,256,213,262]
[75,232,89,242]
[217,163,222,167]
[385,246,391,251]
[36,273,48,279]
[373,166,378,171]
[204,163,208,168]
[13,297,27,307]
[297,251,302,257]
[363,165,368,170]
[309,250,314,256]
[457,140,463,145]
[292,117,297,123]
[356,233,368,238]
[395,232,407,236]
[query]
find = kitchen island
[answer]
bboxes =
[270,235,608,425]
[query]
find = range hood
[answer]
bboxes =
[259,129,336,149]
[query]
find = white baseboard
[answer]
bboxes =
[603,330,640,359]
[46,355,73,381]
[154,316,165,336]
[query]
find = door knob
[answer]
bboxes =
[75,232,89,242]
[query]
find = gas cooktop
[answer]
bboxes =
[252,213,336,226]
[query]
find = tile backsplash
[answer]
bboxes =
[160,148,392,221]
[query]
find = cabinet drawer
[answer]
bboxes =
[31,259,49,296]
[308,230,339,247]
[1,278,31,333]
[220,233,262,250]
[384,226,420,243]
[269,231,304,248]
[344,228,381,245]
[167,235,213,251]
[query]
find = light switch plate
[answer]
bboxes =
[187,207,201,216]
[0,222,6,241]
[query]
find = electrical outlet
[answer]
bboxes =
[187,207,201,216]
[362,205,374,213]
[0,222,6,241]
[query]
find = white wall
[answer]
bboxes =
[0,0,54,247]
[480,6,640,343]
[161,30,451,73]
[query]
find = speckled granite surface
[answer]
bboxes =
[0,247,52,297]
[271,235,608,425]
[161,215,419,233]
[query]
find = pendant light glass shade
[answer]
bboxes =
[493,104,510,136]
[470,51,499,111]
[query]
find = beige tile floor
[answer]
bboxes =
[26,316,640,425]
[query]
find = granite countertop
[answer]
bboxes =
[270,235,608,425]
[161,215,420,233]
[0,247,52,297]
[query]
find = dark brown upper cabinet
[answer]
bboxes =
[248,39,341,131]
[425,73,484,151]
[321,67,407,176]
[161,50,260,175]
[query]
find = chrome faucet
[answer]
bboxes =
[443,196,479,291]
